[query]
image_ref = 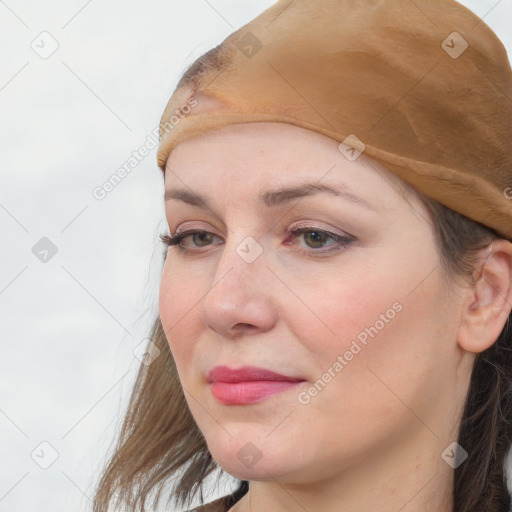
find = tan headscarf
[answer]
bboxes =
[157,0,512,241]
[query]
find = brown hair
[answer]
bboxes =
[420,200,512,512]
[92,48,512,512]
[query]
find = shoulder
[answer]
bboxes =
[184,494,235,512]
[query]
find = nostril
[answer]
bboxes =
[235,323,256,330]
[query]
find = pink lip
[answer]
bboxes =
[207,365,306,405]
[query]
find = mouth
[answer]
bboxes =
[206,365,307,405]
[207,365,305,383]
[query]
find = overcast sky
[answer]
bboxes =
[1,1,511,511]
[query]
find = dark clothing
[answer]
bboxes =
[185,482,248,512]
[184,493,235,512]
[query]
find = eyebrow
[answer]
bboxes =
[164,183,377,212]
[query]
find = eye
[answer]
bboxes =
[159,229,220,253]
[159,226,354,255]
[286,226,354,253]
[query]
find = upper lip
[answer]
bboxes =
[207,365,306,384]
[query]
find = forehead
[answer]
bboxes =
[167,122,352,179]
[164,121,421,210]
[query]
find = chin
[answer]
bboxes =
[204,431,303,482]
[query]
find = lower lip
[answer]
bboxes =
[209,380,304,405]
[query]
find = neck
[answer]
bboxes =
[228,426,456,512]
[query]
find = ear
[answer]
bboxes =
[458,239,512,353]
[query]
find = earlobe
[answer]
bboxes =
[457,240,512,354]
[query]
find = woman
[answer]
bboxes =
[93,1,512,511]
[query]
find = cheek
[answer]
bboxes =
[283,263,405,360]
[287,253,445,394]
[159,262,203,368]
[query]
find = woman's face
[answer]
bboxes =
[159,122,468,484]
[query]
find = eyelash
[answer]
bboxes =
[159,226,354,255]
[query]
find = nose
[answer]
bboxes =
[201,234,279,339]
